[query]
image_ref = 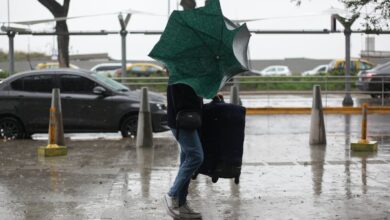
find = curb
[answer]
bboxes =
[247,106,390,115]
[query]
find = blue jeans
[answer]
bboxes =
[168,128,204,206]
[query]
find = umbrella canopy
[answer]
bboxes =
[149,0,251,98]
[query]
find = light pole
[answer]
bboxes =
[118,13,131,81]
[1,24,32,75]
[332,13,359,107]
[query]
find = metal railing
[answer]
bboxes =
[1,75,389,107]
[113,75,390,107]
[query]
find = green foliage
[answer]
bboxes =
[0,51,46,62]
[292,0,390,29]
[113,76,356,93]
[341,0,390,29]
[236,76,353,91]
[0,71,8,79]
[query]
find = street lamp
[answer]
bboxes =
[1,25,31,75]
[118,13,131,81]
[331,13,360,107]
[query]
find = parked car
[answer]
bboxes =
[327,59,374,75]
[90,63,131,78]
[301,64,329,76]
[259,65,292,76]
[115,63,166,77]
[356,61,390,98]
[0,69,168,139]
[36,62,79,70]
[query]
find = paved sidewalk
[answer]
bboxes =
[0,114,390,219]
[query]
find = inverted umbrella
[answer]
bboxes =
[149,0,251,98]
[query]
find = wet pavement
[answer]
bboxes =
[238,93,390,108]
[1,114,390,219]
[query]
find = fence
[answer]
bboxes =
[1,75,389,107]
[115,75,390,107]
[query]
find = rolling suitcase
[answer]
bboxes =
[193,98,246,184]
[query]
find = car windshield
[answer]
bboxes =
[90,73,129,91]
[374,62,390,71]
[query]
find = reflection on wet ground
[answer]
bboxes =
[240,94,390,107]
[1,114,390,219]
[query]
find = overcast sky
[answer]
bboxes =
[0,0,389,63]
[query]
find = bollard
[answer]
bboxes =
[351,103,378,151]
[230,85,241,105]
[309,85,326,145]
[136,87,154,148]
[38,89,67,157]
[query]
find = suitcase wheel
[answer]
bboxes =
[211,176,218,183]
[191,173,198,180]
[234,176,240,184]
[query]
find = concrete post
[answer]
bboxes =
[52,89,65,146]
[230,85,241,105]
[38,88,67,157]
[350,103,378,151]
[136,87,154,148]
[310,85,326,145]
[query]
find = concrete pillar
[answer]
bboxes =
[52,89,65,146]
[38,88,67,157]
[136,87,154,148]
[310,85,326,145]
[230,85,241,105]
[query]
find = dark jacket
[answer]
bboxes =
[167,83,203,128]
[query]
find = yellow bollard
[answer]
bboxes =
[351,103,378,151]
[38,89,68,157]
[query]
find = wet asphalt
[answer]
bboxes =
[1,112,390,220]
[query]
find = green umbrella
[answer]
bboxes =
[148,0,251,98]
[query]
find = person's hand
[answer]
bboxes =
[216,92,223,100]
[213,92,224,102]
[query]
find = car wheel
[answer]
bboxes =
[120,115,138,138]
[0,117,25,139]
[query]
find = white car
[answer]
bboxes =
[90,63,131,78]
[260,65,292,76]
[302,64,329,76]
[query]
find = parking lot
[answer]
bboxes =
[1,113,390,219]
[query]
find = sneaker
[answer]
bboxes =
[178,202,202,219]
[163,194,180,218]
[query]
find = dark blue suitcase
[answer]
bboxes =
[193,99,246,184]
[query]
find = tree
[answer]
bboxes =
[38,0,70,67]
[341,0,390,30]
[292,0,390,30]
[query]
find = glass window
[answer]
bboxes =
[96,66,120,71]
[90,73,129,91]
[60,75,97,93]
[11,75,54,92]
[10,78,24,91]
[318,67,326,72]
[266,68,275,73]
